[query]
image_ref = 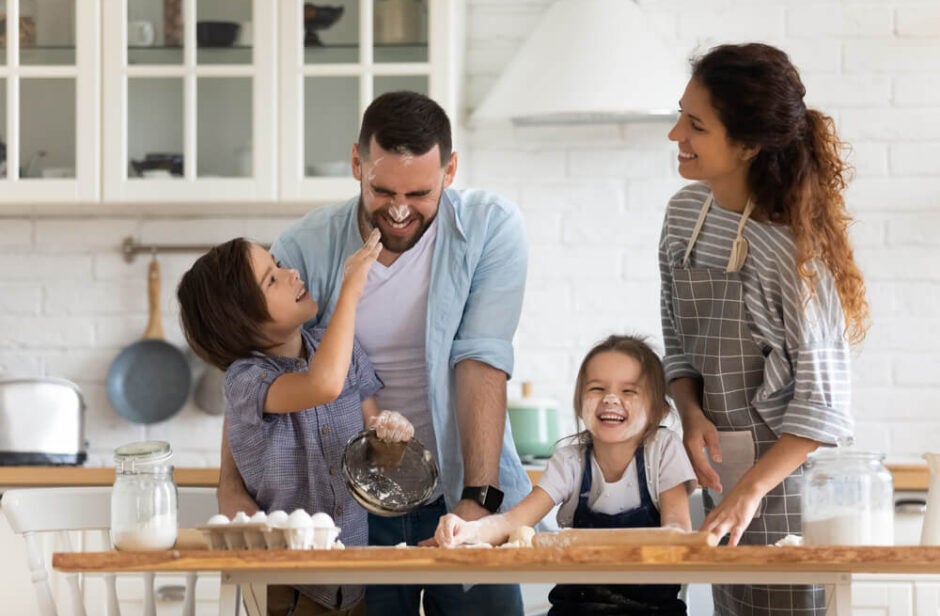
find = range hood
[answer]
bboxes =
[470,0,689,126]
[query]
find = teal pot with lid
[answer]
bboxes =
[507,382,560,459]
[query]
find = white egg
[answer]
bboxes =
[267,510,289,528]
[310,512,334,528]
[249,511,268,523]
[287,508,312,528]
[207,514,230,526]
[232,511,251,524]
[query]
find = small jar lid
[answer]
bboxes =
[113,440,173,465]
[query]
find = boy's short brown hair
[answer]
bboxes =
[177,238,272,370]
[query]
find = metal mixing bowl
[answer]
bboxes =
[341,430,438,517]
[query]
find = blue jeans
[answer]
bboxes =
[365,497,524,616]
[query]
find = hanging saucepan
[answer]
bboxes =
[507,382,561,459]
[193,358,226,416]
[107,257,191,424]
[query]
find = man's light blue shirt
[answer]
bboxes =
[271,187,531,511]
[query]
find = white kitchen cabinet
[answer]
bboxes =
[0,0,99,203]
[101,0,277,203]
[852,574,940,616]
[278,0,461,203]
[2,0,461,207]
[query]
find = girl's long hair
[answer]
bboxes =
[693,43,870,344]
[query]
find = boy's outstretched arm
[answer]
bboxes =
[265,230,381,413]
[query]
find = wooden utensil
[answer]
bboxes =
[532,528,718,548]
[106,257,191,424]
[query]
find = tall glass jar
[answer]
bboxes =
[111,440,178,550]
[801,443,894,546]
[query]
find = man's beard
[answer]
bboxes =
[359,199,438,254]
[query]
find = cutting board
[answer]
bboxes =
[532,528,718,548]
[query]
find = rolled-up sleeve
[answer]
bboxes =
[449,204,527,377]
[761,262,853,444]
[659,210,700,382]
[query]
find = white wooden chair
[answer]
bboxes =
[2,486,221,616]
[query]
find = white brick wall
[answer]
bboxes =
[0,216,296,466]
[0,0,937,465]
[464,0,940,461]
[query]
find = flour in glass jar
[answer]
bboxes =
[112,512,178,550]
[802,510,894,546]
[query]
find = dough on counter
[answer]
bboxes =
[500,525,535,548]
[774,534,803,547]
[509,526,535,548]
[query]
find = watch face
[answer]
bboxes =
[463,485,504,512]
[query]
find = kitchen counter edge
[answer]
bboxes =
[0,467,220,487]
[0,465,929,491]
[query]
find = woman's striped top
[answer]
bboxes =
[659,182,853,444]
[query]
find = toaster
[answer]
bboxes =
[0,377,87,465]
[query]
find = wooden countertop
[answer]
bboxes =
[0,467,219,487]
[54,544,940,577]
[0,464,930,491]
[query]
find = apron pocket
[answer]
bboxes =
[706,430,763,518]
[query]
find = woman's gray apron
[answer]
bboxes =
[672,194,824,615]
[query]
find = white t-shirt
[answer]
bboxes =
[536,428,697,528]
[355,219,440,487]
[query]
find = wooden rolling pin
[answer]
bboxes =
[533,528,718,548]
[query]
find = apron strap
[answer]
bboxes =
[681,193,756,273]
[726,199,756,273]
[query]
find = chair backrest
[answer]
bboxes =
[2,486,218,616]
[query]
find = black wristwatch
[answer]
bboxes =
[461,485,504,513]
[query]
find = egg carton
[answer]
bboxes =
[196,522,342,551]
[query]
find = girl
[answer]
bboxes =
[435,335,697,615]
[177,229,413,616]
[660,43,870,615]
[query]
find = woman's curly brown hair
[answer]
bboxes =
[693,43,870,344]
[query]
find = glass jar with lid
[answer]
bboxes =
[110,440,178,550]
[801,440,894,546]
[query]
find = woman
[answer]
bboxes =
[659,43,869,615]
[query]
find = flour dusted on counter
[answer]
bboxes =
[112,512,178,550]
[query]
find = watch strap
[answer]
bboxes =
[461,485,504,513]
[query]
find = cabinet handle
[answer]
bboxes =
[156,584,186,602]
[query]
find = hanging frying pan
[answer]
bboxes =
[107,257,191,424]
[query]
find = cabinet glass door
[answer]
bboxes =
[0,0,96,202]
[281,0,442,203]
[103,0,275,202]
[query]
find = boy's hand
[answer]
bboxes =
[342,228,382,296]
[370,409,414,443]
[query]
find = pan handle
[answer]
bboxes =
[143,257,165,340]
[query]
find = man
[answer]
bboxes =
[218,91,530,616]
